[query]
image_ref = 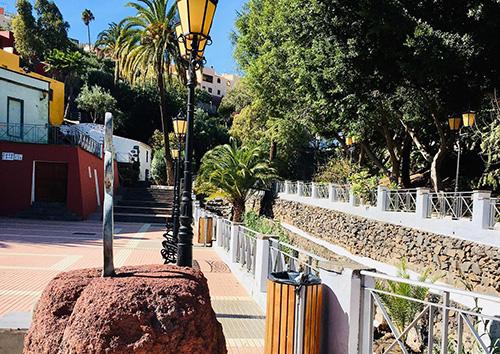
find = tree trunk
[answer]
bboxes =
[87,25,92,52]
[416,87,447,191]
[401,134,412,188]
[360,141,391,177]
[157,64,175,185]
[63,75,75,120]
[113,60,120,87]
[380,115,400,184]
[399,117,431,162]
[269,138,277,161]
[232,200,245,223]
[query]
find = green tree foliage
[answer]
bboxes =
[196,140,275,222]
[193,108,230,171]
[231,0,500,191]
[375,259,437,345]
[119,0,184,185]
[45,49,87,118]
[95,22,126,86]
[151,148,167,185]
[81,9,95,51]
[11,0,41,63]
[75,85,117,124]
[12,0,71,63]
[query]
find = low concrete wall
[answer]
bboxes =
[272,198,500,296]
[0,329,26,354]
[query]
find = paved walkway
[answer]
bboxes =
[0,218,264,353]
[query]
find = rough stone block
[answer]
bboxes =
[23,265,226,354]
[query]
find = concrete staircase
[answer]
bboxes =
[114,186,173,224]
[12,202,82,221]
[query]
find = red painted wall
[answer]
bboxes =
[0,142,119,220]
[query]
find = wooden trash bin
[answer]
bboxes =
[197,217,213,246]
[265,272,322,354]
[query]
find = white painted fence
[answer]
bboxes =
[275,182,500,248]
[195,203,500,354]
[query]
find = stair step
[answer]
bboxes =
[113,213,169,224]
[115,206,171,215]
[117,200,173,207]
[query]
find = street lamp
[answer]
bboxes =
[448,111,476,194]
[171,145,182,241]
[176,0,218,267]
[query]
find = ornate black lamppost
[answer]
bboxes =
[175,0,218,267]
[171,114,186,239]
[448,110,476,193]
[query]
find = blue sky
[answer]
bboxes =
[2,0,246,74]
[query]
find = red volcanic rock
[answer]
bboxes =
[24,265,226,354]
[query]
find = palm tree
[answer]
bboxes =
[118,0,184,185]
[81,9,95,51]
[95,22,125,86]
[196,140,276,222]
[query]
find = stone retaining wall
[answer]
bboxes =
[271,199,500,296]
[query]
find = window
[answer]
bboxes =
[146,151,148,163]
[202,86,206,89]
[203,74,213,83]
[217,78,221,84]
[217,90,221,95]
[7,97,24,138]
[49,89,54,101]
[208,87,212,93]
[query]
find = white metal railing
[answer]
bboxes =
[353,189,377,207]
[289,182,298,194]
[428,192,474,219]
[277,181,286,193]
[268,237,327,275]
[332,185,350,203]
[236,226,258,275]
[361,270,500,354]
[302,183,312,197]
[221,219,232,252]
[317,184,329,199]
[490,198,500,229]
[386,189,418,212]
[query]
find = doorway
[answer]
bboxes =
[34,162,68,203]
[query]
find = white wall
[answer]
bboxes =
[62,123,152,181]
[197,66,238,98]
[279,188,500,248]
[0,68,49,126]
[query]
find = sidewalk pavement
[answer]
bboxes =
[0,218,264,353]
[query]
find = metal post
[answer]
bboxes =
[177,38,199,267]
[454,132,461,194]
[172,155,182,241]
[102,112,115,277]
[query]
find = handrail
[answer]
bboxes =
[361,270,500,304]
[427,191,474,219]
[490,198,500,229]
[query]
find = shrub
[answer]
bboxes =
[151,148,166,185]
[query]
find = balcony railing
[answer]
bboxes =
[385,188,417,212]
[0,122,49,144]
[427,192,474,220]
[0,122,102,159]
[289,182,298,194]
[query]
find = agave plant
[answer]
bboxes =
[196,140,276,222]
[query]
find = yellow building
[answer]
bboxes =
[0,49,65,126]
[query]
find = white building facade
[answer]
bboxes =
[61,123,153,182]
